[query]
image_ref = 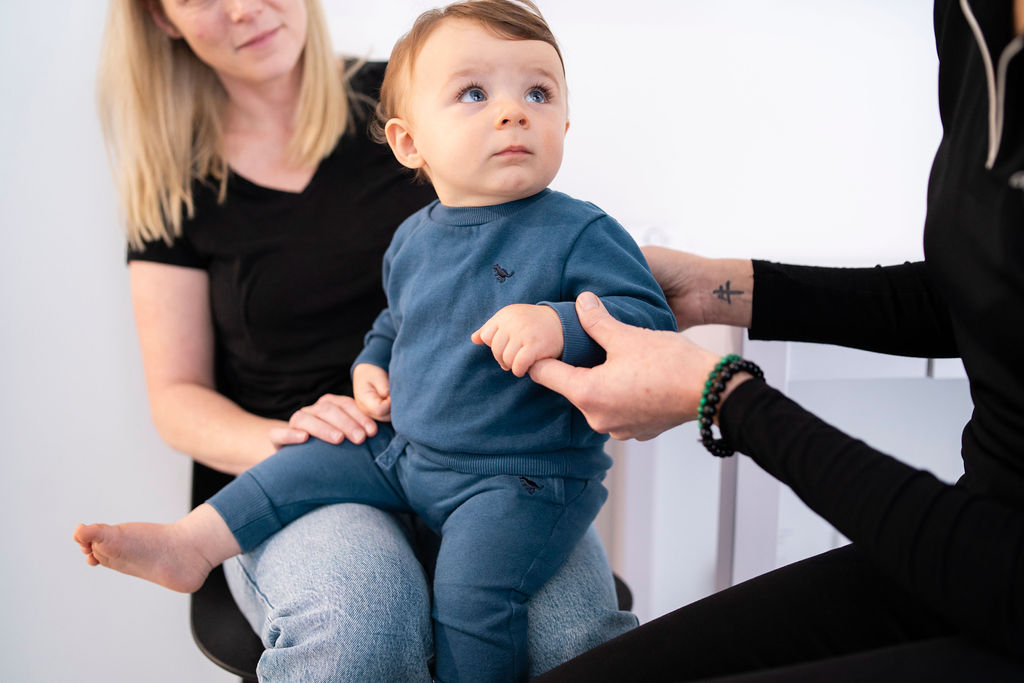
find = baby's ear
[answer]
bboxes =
[384,119,425,170]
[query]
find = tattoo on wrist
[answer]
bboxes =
[712,280,744,304]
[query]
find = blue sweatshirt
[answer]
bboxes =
[353,189,677,478]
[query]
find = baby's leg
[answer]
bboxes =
[207,433,408,552]
[73,502,239,593]
[75,430,407,592]
[425,473,608,683]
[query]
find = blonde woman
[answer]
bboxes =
[97,0,636,680]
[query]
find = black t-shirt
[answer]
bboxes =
[127,62,437,420]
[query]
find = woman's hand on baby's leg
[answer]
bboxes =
[270,393,380,449]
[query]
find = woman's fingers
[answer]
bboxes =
[268,426,310,450]
[278,394,380,446]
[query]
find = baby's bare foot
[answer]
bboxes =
[73,521,214,593]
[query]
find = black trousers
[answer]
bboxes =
[533,545,1023,682]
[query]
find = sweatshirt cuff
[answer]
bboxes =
[352,337,392,377]
[540,301,606,368]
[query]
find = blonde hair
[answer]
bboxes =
[371,0,563,160]
[99,0,351,248]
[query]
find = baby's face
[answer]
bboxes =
[402,19,569,206]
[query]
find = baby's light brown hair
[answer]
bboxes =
[370,0,564,165]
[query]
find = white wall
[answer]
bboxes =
[333,0,941,264]
[0,1,940,680]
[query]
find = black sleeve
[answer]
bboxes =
[750,260,959,358]
[126,233,205,269]
[720,378,1024,656]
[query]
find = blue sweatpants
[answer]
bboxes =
[207,424,607,683]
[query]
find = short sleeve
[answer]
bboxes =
[126,233,205,269]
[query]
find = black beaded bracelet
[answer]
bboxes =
[697,354,764,457]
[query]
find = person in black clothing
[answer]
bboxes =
[79,0,636,680]
[529,0,1024,679]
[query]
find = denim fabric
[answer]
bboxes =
[218,433,637,681]
[225,504,434,682]
[224,508,636,682]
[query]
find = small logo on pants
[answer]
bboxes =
[519,476,544,495]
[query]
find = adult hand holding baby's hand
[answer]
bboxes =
[472,304,564,377]
[352,363,393,422]
[530,292,722,441]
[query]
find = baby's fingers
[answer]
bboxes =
[501,339,526,375]
[489,329,511,370]
[509,345,538,378]
[362,395,392,422]
[472,318,498,346]
[355,385,391,421]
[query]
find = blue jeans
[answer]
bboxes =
[218,434,637,681]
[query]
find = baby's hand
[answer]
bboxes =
[471,304,564,377]
[352,363,392,422]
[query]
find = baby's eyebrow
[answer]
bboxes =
[526,65,561,82]
[521,65,565,93]
[441,64,562,89]
[445,66,491,84]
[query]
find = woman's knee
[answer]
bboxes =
[258,597,432,682]
[527,526,638,675]
[225,504,433,681]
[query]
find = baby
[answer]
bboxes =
[75,2,675,681]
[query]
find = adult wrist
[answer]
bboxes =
[697,354,764,457]
[700,258,754,328]
[715,372,754,425]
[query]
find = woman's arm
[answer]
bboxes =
[643,247,958,358]
[131,262,378,473]
[641,246,753,330]
[749,260,958,358]
[130,261,283,474]
[532,293,1023,653]
[722,380,1024,654]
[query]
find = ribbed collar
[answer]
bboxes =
[427,189,551,226]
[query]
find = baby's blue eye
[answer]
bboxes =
[459,87,486,103]
[526,88,549,103]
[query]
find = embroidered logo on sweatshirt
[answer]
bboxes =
[493,265,515,282]
[519,476,544,495]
